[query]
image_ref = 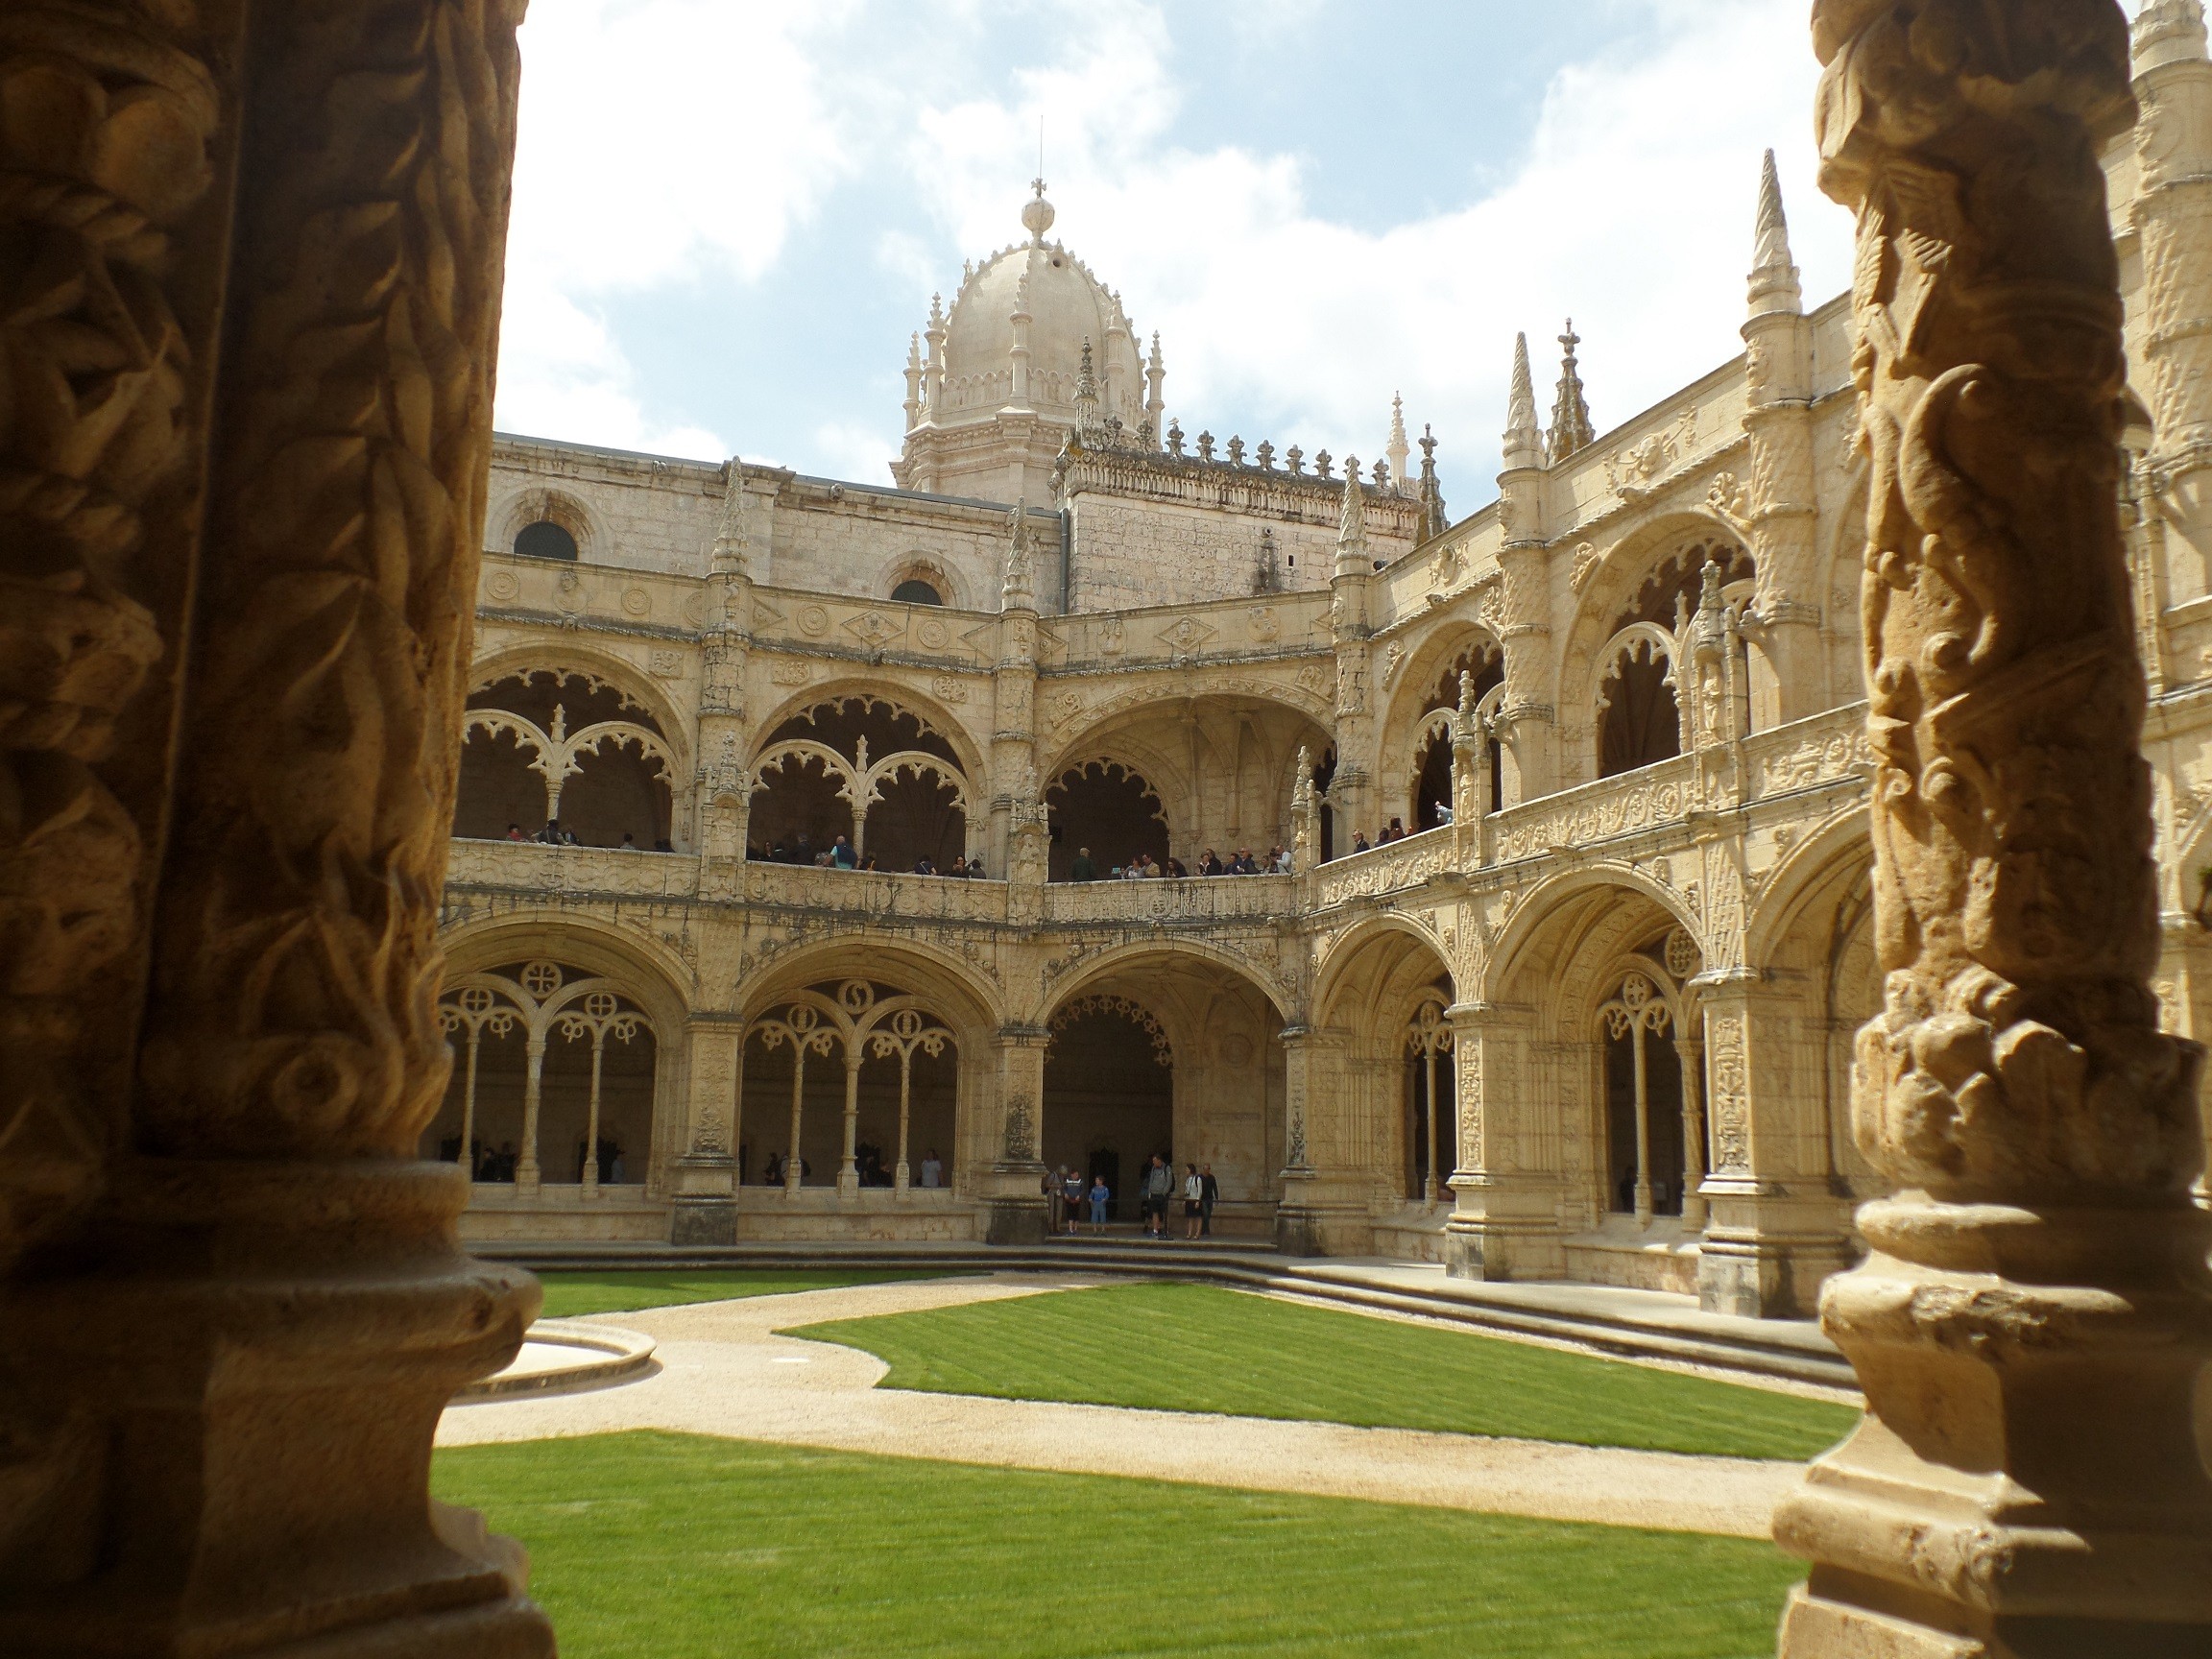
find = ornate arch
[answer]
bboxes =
[1479,867,1702,1011]
[468,644,686,748]
[1046,994,1172,1067]
[488,484,602,564]
[750,682,987,783]
[1041,936,1292,1028]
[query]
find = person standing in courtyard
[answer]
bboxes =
[1061,1166,1085,1237]
[1199,1164,1218,1237]
[1088,1173,1110,1232]
[1142,1155,1172,1238]
[920,1148,943,1189]
[1182,1163,1205,1240]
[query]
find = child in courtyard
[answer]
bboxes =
[1088,1174,1109,1232]
[1061,1166,1085,1236]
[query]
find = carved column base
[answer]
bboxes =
[1774,1197,2212,1656]
[1272,1172,1374,1257]
[1443,1174,1565,1281]
[0,1159,551,1658]
[669,1153,738,1246]
[1695,1178,1856,1318]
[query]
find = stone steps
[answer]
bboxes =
[481,1238,1856,1391]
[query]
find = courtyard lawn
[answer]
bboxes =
[788,1282,1859,1461]
[532,1267,977,1320]
[434,1430,1805,1658]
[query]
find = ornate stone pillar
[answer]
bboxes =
[0,1,549,1652]
[695,459,755,890]
[1443,1001,1565,1281]
[982,1025,1047,1243]
[1329,469,1377,843]
[670,1016,742,1245]
[1776,5,2212,1652]
[992,508,1041,879]
[1691,970,1850,1317]
[1274,1026,1370,1254]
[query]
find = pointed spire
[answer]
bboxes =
[1417,423,1447,541]
[1503,333,1544,470]
[1334,456,1368,578]
[1549,321,1594,463]
[1386,393,1412,493]
[1747,149,1802,317]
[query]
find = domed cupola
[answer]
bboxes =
[892,181,1165,507]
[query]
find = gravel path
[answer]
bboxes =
[436,1274,1803,1540]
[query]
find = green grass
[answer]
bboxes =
[788,1282,1858,1462]
[434,1430,1804,1658]
[532,1268,976,1320]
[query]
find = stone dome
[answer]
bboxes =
[935,186,1149,430]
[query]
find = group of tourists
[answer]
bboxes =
[1063,846,1288,880]
[1343,804,1455,856]
[750,1147,946,1189]
[741,830,984,877]
[506,821,672,852]
[1044,1155,1219,1239]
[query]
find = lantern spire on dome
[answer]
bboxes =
[1022,177,1055,246]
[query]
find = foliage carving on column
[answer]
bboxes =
[1818,0,2200,1196]
[138,0,526,1158]
[0,3,219,1262]
[1705,1011,1750,1173]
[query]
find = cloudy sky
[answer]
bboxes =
[494,0,1863,504]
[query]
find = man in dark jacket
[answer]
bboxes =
[1068,846,1097,881]
[1199,1165,1219,1236]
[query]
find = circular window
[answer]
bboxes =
[515,520,579,562]
[892,578,943,606]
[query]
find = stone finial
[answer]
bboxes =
[1286,445,1305,475]
[1166,418,1185,458]
[1548,321,1595,462]
[1503,332,1544,469]
[1314,448,1334,479]
[1255,440,1275,470]
[712,454,750,577]
[1075,337,1097,402]
[1196,430,1215,463]
[1747,149,1802,317]
[1002,498,1035,609]
[1334,457,1367,578]
[1417,422,1447,539]
[1227,435,1246,466]
[1022,176,1055,245]
[1371,457,1389,488]
[1387,393,1411,491]
[928,292,945,330]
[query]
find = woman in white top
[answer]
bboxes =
[1183,1164,1205,1240]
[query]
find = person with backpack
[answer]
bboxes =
[1182,1163,1205,1240]
[1142,1156,1173,1238]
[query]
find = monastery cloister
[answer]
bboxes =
[5,0,2212,1654]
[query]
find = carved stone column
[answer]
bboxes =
[982,1025,1047,1243]
[670,1015,742,1245]
[1775,5,2212,1652]
[1274,1026,1370,1255]
[0,1,548,1653]
[1443,1001,1565,1281]
[1691,970,1850,1318]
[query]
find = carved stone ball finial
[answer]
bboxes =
[1022,178,1055,245]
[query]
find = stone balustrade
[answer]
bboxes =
[446,838,705,900]
[1043,874,1295,924]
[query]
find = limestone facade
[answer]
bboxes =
[437,20,2212,1329]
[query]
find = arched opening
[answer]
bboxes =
[740,980,961,1190]
[426,960,660,1192]
[514,519,579,561]
[1600,968,1687,1218]
[750,695,969,871]
[1596,539,1753,779]
[1047,760,1167,879]
[890,577,942,606]
[454,669,674,846]
[1408,644,1503,830]
[1404,988,1457,1202]
[1044,998,1173,1222]
[1312,746,1336,862]
[1044,956,1286,1233]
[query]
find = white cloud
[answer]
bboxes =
[897,0,1849,480]
[493,0,1858,487]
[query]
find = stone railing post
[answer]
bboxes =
[1776,4,2212,1652]
[0,1,549,1652]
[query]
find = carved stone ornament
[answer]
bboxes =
[1774,3,2212,1651]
